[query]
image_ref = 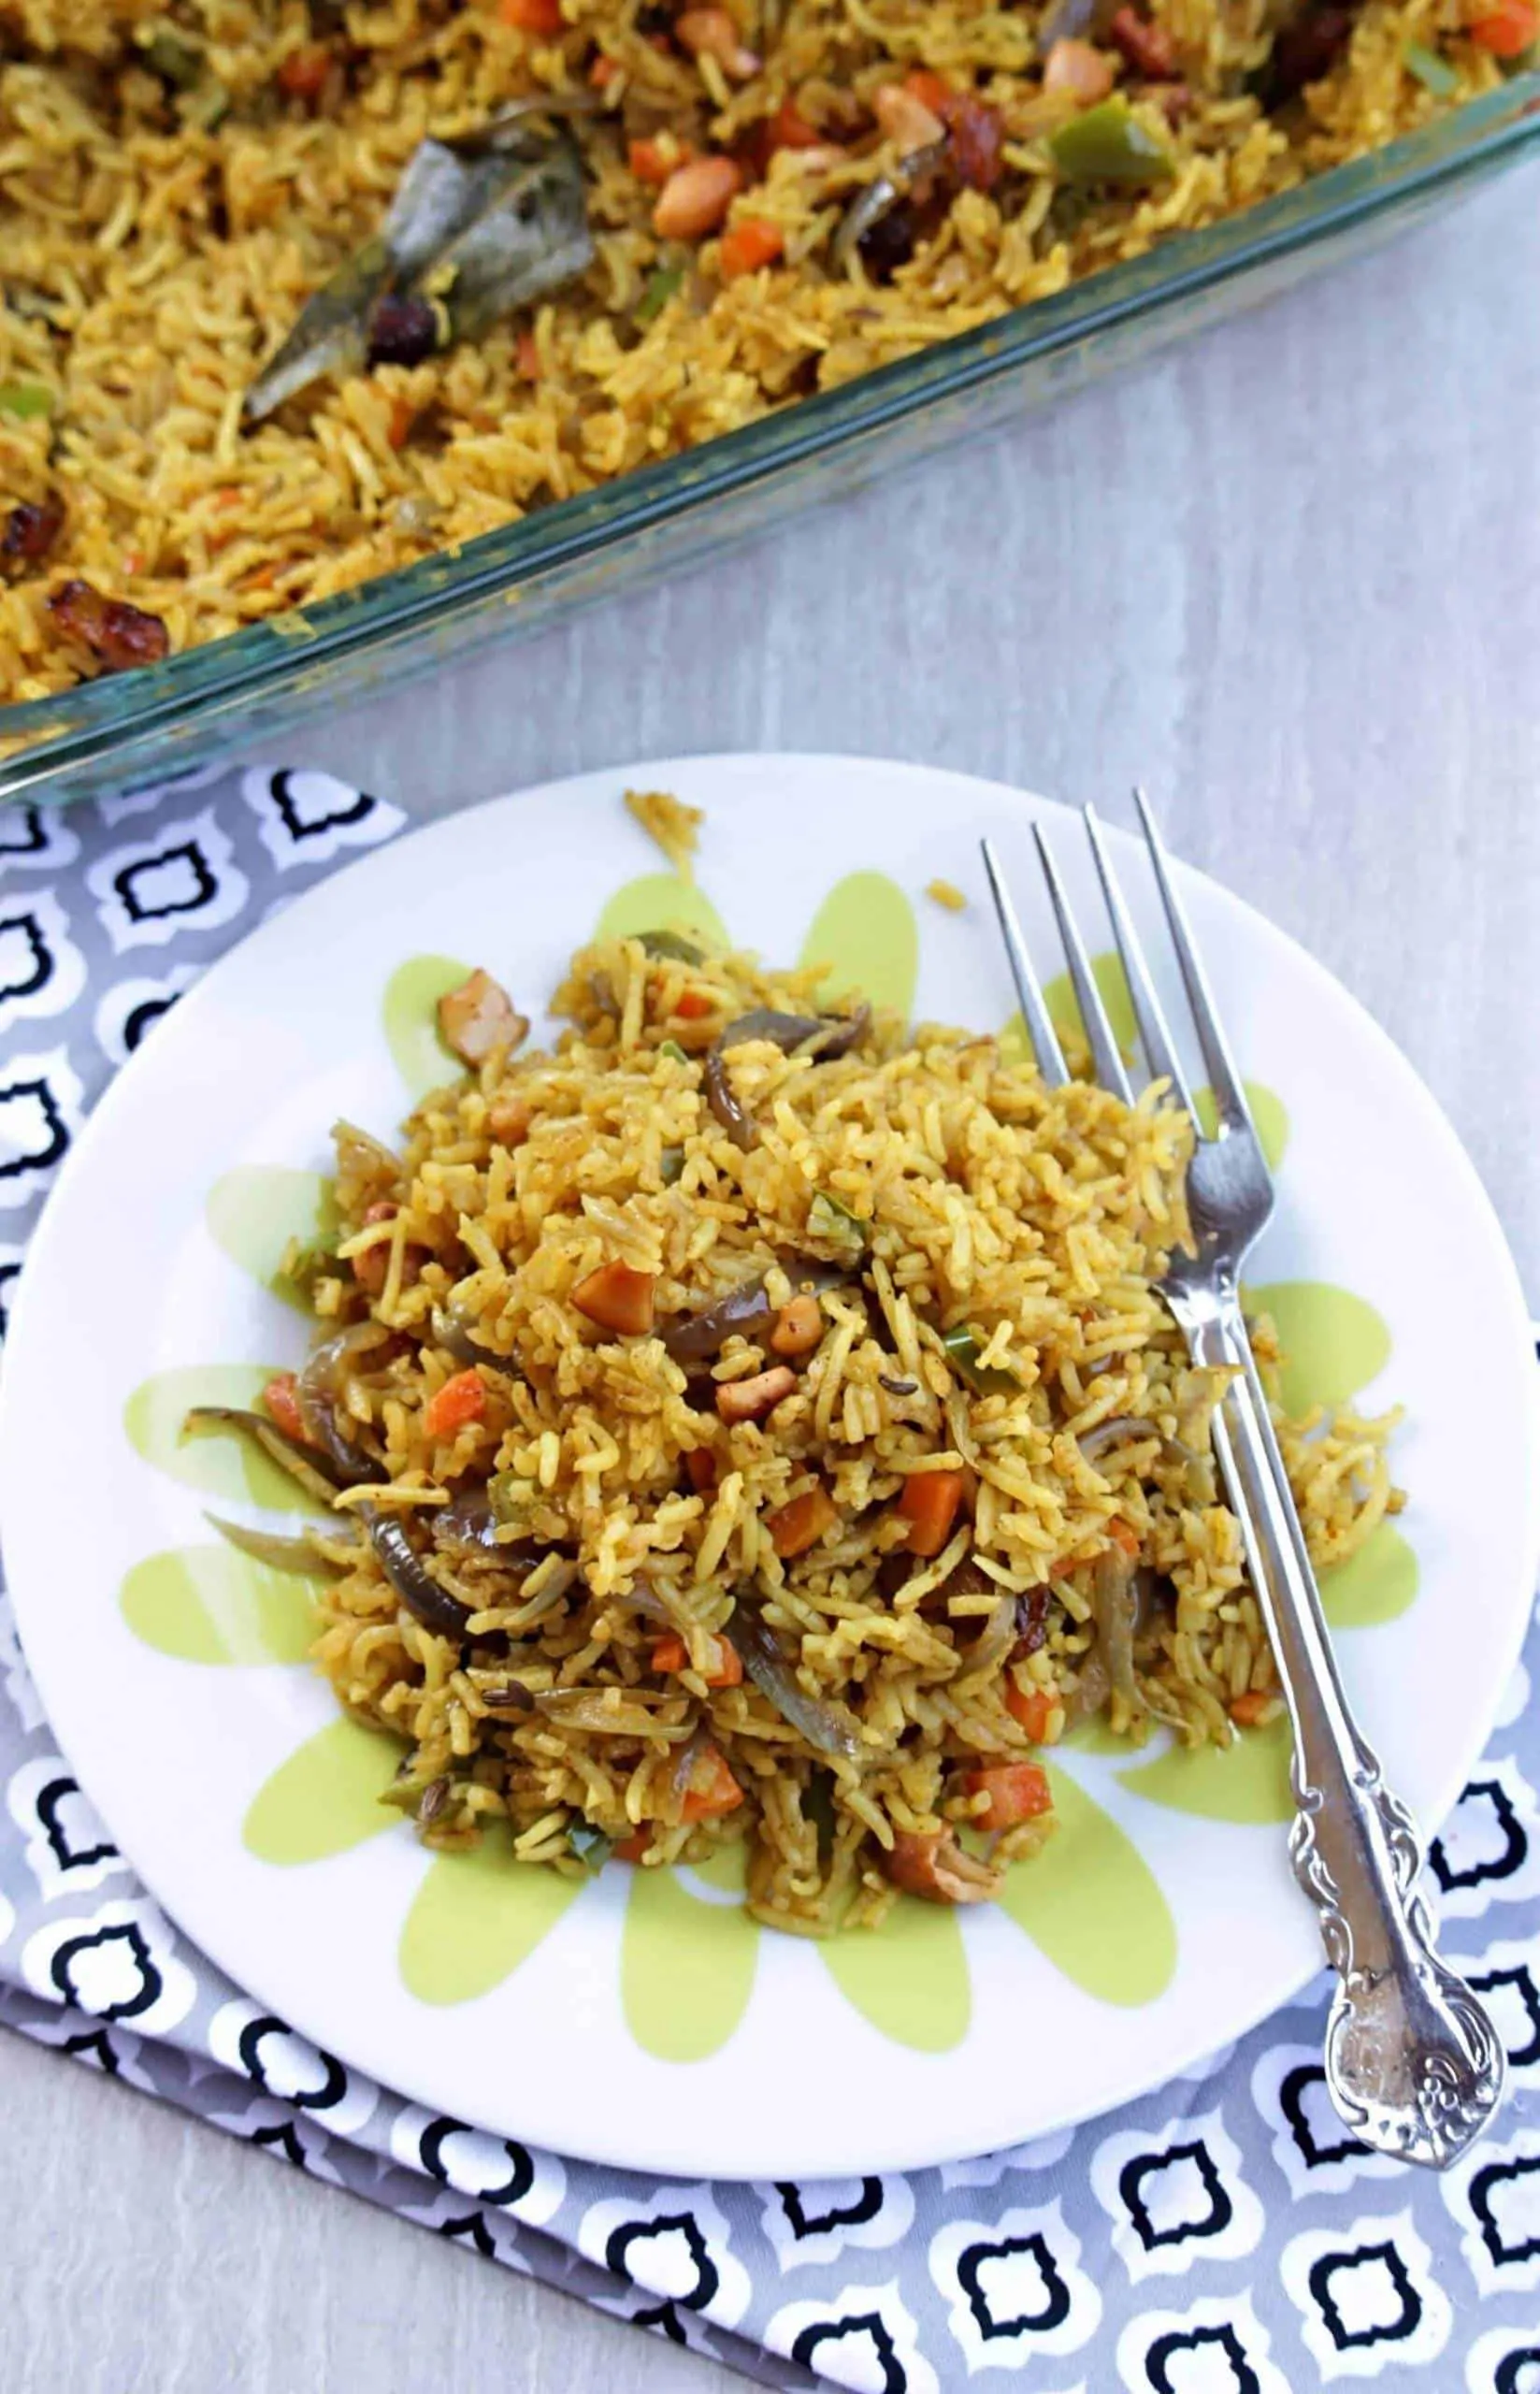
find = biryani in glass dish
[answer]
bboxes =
[0,0,1522,699]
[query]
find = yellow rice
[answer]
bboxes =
[0,0,1498,701]
[266,910,1400,1935]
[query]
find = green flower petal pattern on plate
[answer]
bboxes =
[996,1766,1177,2004]
[818,1895,971,2051]
[1321,1522,1418,1627]
[1043,950,1138,1058]
[1116,1714,1294,1826]
[623,1848,761,2061]
[799,873,918,1019]
[124,1364,314,1513]
[382,955,470,1097]
[1250,1280,1391,1415]
[401,1828,587,2006]
[242,1717,401,1864]
[1194,1082,1290,1172]
[597,874,729,950]
[207,1167,338,1312]
[121,1544,318,1666]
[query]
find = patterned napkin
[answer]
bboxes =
[0,766,1536,2394]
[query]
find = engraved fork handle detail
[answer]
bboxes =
[1185,1284,1506,2168]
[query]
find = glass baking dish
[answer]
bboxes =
[4,73,1536,805]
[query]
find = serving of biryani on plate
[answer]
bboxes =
[0,0,1520,700]
[195,883,1402,1938]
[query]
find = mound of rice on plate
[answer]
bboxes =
[197,898,1401,1935]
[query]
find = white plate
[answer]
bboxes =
[4,755,1536,2181]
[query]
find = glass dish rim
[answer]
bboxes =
[4,72,1536,794]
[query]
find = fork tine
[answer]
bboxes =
[979,837,1070,1089]
[1081,801,1195,1114]
[1132,786,1257,1140]
[1032,823,1132,1103]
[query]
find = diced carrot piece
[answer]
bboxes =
[1005,1679,1057,1743]
[964,1761,1053,1831]
[573,1259,657,1336]
[684,1446,717,1493]
[1229,1689,1273,1728]
[680,1740,743,1820]
[1106,1517,1142,1559]
[769,1294,823,1358]
[654,1632,745,1688]
[589,50,619,85]
[765,1484,837,1558]
[278,43,331,100]
[628,137,678,186]
[514,328,540,381]
[386,397,414,451]
[674,988,714,1018]
[720,217,784,279]
[904,66,952,113]
[614,1828,652,1862]
[769,95,822,150]
[499,0,565,31]
[352,1198,398,1296]
[423,1368,486,1442]
[898,1467,967,1557]
[263,1372,308,1446]
[1468,0,1538,48]
[716,1364,797,1423]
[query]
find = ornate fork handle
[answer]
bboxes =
[1175,1279,1505,2168]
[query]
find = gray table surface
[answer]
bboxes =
[7,157,1539,2394]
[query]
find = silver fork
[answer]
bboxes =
[980,795,1505,2171]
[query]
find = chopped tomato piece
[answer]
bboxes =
[1229,1689,1273,1728]
[765,1484,837,1558]
[277,43,331,100]
[942,90,1003,190]
[720,217,784,279]
[499,0,565,31]
[573,1259,657,1336]
[684,1446,717,1493]
[898,1467,967,1557]
[423,1369,486,1442]
[1468,0,1538,48]
[964,1761,1053,1831]
[716,1363,797,1423]
[1107,1516,1142,1559]
[1005,1679,1058,1743]
[589,50,619,85]
[263,1372,308,1446]
[680,1740,743,1821]
[515,327,541,381]
[614,1828,652,1862]
[674,988,714,1018]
